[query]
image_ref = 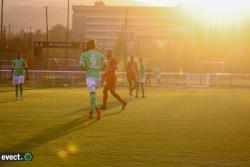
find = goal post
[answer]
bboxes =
[48,58,77,71]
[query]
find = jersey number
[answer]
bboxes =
[90,57,96,66]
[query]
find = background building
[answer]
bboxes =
[72,2,190,71]
[71,2,250,73]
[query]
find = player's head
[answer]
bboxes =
[106,49,114,60]
[86,40,96,51]
[16,51,21,59]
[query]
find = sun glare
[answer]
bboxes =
[137,0,250,24]
[136,0,181,6]
[183,0,250,24]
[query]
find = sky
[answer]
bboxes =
[3,0,180,31]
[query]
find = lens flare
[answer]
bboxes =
[67,143,79,154]
[57,150,68,159]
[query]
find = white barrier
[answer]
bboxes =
[1,70,250,88]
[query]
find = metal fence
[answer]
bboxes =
[1,70,250,88]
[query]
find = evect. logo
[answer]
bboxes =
[0,152,33,161]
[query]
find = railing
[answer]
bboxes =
[1,70,250,88]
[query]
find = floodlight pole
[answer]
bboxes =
[7,24,10,62]
[29,26,32,49]
[46,6,49,70]
[124,8,128,70]
[67,0,69,41]
[8,24,10,41]
[65,0,70,68]
[0,0,4,67]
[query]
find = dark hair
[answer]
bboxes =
[86,40,96,51]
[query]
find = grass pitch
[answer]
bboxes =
[0,87,250,167]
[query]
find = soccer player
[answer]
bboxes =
[127,56,137,96]
[136,57,146,98]
[100,49,127,110]
[11,51,29,100]
[80,40,107,120]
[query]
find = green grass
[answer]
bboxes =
[1,87,250,167]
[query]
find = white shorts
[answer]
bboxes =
[86,77,100,92]
[13,76,24,85]
[138,78,146,84]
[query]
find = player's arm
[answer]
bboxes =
[80,54,86,71]
[10,61,14,80]
[25,61,29,80]
[101,54,108,71]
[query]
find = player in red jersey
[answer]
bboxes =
[127,56,138,96]
[100,49,127,110]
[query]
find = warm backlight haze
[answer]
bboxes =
[4,0,250,29]
[184,0,250,24]
[136,0,181,6]
[139,0,250,24]
[3,0,250,73]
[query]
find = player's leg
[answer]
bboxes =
[101,86,109,110]
[110,86,127,110]
[15,84,19,100]
[90,91,98,110]
[19,83,23,99]
[86,78,99,119]
[93,78,101,120]
[135,81,139,98]
[141,83,145,98]
[132,79,138,93]
[19,76,25,99]
[132,79,139,97]
[88,91,94,119]
[89,90,100,120]
[128,79,133,96]
[95,92,101,120]
[13,76,19,100]
[89,92,97,119]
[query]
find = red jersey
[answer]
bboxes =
[127,61,137,81]
[103,58,117,84]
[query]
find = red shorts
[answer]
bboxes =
[104,76,117,88]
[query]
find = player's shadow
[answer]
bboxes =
[2,97,135,154]
[63,97,134,117]
[3,101,130,153]
[59,107,125,133]
[3,117,96,153]
[61,107,90,117]
[0,99,16,104]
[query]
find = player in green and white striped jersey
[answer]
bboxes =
[11,51,29,100]
[80,40,107,120]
